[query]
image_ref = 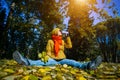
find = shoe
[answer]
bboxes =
[13,50,28,65]
[88,56,102,70]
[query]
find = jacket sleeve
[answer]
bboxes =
[46,40,52,56]
[64,36,72,48]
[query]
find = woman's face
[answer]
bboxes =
[58,30,62,36]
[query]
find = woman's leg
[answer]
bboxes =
[59,59,88,69]
[13,50,58,66]
[59,56,102,70]
[27,59,44,66]
[28,58,58,66]
[44,58,58,66]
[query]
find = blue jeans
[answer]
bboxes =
[28,58,89,69]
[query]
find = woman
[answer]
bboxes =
[13,28,102,70]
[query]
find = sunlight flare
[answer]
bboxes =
[75,0,87,4]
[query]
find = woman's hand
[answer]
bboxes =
[62,30,69,37]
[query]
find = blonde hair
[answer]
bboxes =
[51,28,60,35]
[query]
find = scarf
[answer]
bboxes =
[52,35,62,57]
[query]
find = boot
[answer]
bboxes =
[13,50,29,65]
[87,55,102,70]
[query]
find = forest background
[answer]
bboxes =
[0,0,120,63]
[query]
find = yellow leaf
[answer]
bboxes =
[38,53,42,58]
[22,75,30,80]
[38,68,46,73]
[76,74,87,80]
[29,74,38,80]
[56,74,63,80]
[76,75,86,80]
[42,75,52,80]
[70,70,76,74]
[3,69,15,73]
[77,77,86,80]
[38,68,47,76]
[44,67,51,72]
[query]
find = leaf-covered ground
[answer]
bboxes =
[0,59,120,80]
